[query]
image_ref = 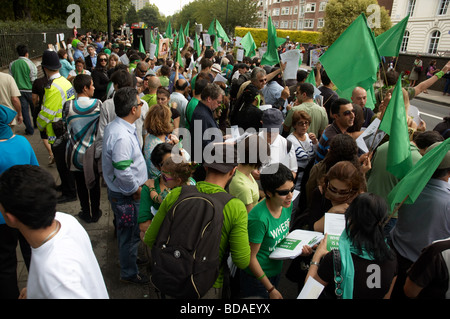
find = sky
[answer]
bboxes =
[151,0,194,17]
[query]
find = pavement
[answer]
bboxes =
[14,123,304,300]
[10,68,449,300]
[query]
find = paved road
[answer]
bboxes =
[411,98,449,131]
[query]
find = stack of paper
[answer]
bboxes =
[269,229,324,260]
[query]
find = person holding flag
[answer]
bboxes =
[388,140,450,299]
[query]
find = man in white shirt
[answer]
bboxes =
[0,165,109,299]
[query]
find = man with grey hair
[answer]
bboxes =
[102,86,149,284]
[189,83,225,181]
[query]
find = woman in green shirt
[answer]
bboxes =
[240,163,295,299]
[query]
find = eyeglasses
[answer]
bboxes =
[296,121,310,126]
[259,78,267,83]
[134,101,144,108]
[99,58,107,62]
[341,110,355,116]
[327,182,353,196]
[274,186,295,196]
[138,68,146,73]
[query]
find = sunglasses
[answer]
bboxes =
[341,110,355,116]
[274,186,295,196]
[327,182,353,196]
[99,58,108,62]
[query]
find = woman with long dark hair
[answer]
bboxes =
[305,193,397,299]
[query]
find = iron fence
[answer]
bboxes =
[0,30,76,69]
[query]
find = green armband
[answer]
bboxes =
[435,71,444,79]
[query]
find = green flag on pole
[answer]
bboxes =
[150,30,155,44]
[376,15,409,57]
[184,21,190,38]
[305,69,316,86]
[378,75,412,180]
[215,19,230,43]
[155,32,160,57]
[178,25,185,49]
[260,16,286,66]
[208,19,216,36]
[213,33,220,51]
[194,32,201,57]
[240,31,257,57]
[165,21,172,39]
[387,138,450,211]
[139,38,145,54]
[319,13,381,92]
[176,33,184,68]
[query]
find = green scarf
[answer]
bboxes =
[336,230,375,299]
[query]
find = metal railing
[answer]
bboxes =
[0,30,75,69]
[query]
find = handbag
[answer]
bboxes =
[332,248,343,299]
[414,66,422,73]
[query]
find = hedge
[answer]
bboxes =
[234,27,321,46]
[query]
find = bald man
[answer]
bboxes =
[351,86,374,128]
[142,76,160,107]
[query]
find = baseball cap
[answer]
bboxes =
[262,108,284,130]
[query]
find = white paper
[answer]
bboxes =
[269,229,324,260]
[298,276,325,299]
[213,73,228,84]
[202,34,212,47]
[408,104,422,125]
[324,213,345,235]
[356,117,386,153]
[235,36,243,48]
[280,49,301,80]
[309,47,327,67]
[59,33,65,41]
[258,47,267,58]
[236,49,244,62]
[149,43,157,59]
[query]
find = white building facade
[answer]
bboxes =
[392,0,450,55]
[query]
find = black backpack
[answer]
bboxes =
[150,185,233,299]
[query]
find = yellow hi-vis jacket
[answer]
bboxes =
[37,74,75,144]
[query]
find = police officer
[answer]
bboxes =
[37,50,77,203]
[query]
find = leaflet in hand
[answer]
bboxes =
[269,229,323,260]
[324,213,345,250]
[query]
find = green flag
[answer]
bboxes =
[260,16,285,66]
[240,31,256,58]
[150,30,155,44]
[215,19,230,43]
[305,69,316,86]
[178,25,185,49]
[194,32,201,57]
[176,34,184,68]
[184,21,190,37]
[387,138,450,211]
[319,13,381,92]
[376,15,409,57]
[378,75,412,179]
[155,32,160,57]
[213,34,220,51]
[165,21,172,39]
[139,38,145,54]
[208,19,216,36]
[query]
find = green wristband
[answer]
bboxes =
[435,71,444,79]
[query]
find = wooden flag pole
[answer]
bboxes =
[383,194,409,227]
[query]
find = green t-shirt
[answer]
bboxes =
[143,181,250,288]
[246,199,292,277]
[228,169,259,207]
[142,93,157,107]
[138,178,163,224]
[159,76,169,88]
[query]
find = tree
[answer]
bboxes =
[137,4,164,29]
[320,0,391,46]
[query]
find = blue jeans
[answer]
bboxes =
[19,91,34,135]
[107,189,141,279]
[240,269,281,299]
[444,78,450,94]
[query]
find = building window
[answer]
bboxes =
[281,7,290,15]
[407,0,416,17]
[428,30,441,54]
[293,20,297,29]
[319,2,327,12]
[273,8,280,16]
[400,30,409,52]
[304,19,314,29]
[317,18,324,28]
[298,20,304,29]
[306,3,316,12]
[437,0,449,15]
[294,6,298,14]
